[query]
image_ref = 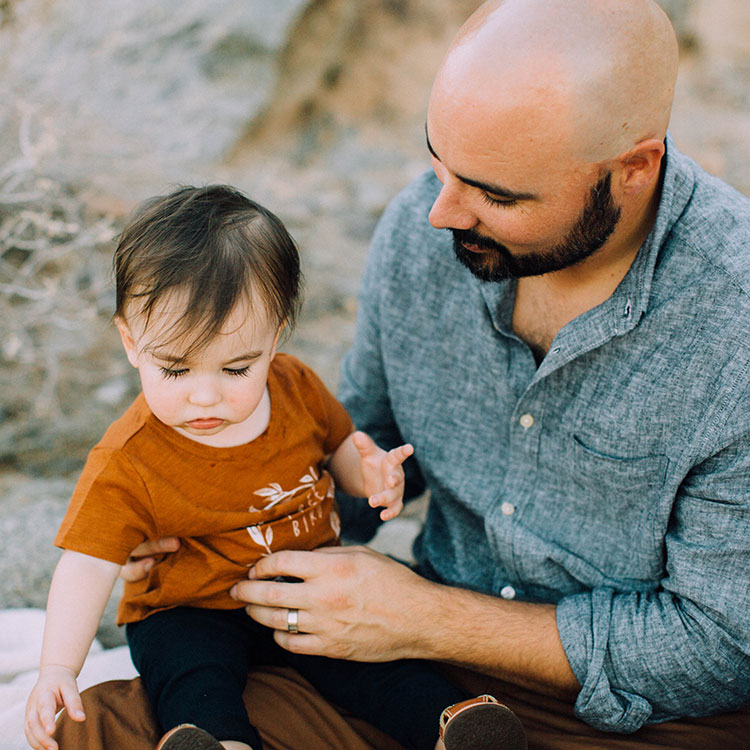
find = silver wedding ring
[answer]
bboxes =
[287,607,299,634]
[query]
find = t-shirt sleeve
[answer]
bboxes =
[290,358,354,454]
[55,447,159,565]
[319,386,355,455]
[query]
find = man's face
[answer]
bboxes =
[425,85,624,281]
[450,172,621,282]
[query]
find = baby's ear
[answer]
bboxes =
[115,316,139,368]
[271,323,285,357]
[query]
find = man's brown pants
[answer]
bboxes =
[54,663,749,749]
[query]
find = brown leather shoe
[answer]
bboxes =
[155,724,224,750]
[439,695,527,749]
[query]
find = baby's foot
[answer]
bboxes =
[439,695,527,749]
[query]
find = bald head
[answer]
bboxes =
[431,0,679,163]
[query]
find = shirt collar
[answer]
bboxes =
[479,133,697,345]
[612,132,696,330]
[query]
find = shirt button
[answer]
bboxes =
[500,585,516,600]
[500,502,515,516]
[519,413,534,429]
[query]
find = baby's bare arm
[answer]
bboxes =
[25,551,120,750]
[42,551,120,671]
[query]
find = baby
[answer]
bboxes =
[25,186,524,750]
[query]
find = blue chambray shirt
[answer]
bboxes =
[337,136,750,733]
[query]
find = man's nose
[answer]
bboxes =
[428,179,478,231]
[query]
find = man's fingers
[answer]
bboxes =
[234,577,310,610]
[245,602,312,633]
[128,537,180,559]
[273,630,330,656]
[119,556,155,583]
[246,549,324,582]
[121,537,180,582]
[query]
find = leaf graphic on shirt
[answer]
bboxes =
[299,467,319,485]
[255,483,284,497]
[265,526,273,547]
[247,524,273,555]
[252,467,322,510]
[330,509,341,539]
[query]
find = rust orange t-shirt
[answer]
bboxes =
[55,353,354,624]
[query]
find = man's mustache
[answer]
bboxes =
[450,227,509,255]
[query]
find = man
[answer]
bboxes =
[56,0,750,748]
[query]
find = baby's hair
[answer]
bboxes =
[114,185,302,356]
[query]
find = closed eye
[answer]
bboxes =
[160,367,188,380]
[481,192,518,208]
[223,366,250,377]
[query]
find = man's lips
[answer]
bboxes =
[462,241,488,254]
[186,418,224,430]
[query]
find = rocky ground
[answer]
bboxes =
[0,0,748,647]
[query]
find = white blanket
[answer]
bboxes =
[0,609,137,750]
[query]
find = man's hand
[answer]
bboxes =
[232,546,435,660]
[25,665,84,750]
[232,546,580,696]
[120,537,180,582]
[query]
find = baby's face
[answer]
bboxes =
[116,294,280,447]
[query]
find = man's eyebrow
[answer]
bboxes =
[425,124,537,202]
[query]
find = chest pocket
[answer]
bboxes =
[562,433,669,582]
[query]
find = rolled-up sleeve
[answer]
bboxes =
[557,416,750,732]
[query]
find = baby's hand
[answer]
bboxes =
[352,431,414,521]
[25,665,85,750]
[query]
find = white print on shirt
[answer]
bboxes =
[249,466,320,512]
[245,467,339,554]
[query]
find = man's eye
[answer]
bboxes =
[224,366,250,378]
[481,192,518,208]
[160,367,188,379]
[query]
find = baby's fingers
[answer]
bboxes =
[351,431,378,458]
[385,443,414,469]
[369,490,404,520]
[60,680,85,722]
[25,697,58,750]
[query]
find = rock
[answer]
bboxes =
[0,0,312,196]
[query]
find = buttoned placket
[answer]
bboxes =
[480,274,644,599]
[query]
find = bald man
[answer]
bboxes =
[56,1,750,748]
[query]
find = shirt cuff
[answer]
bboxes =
[557,589,653,733]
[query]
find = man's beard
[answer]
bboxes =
[451,172,622,282]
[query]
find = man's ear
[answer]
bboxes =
[615,138,666,196]
[115,316,140,368]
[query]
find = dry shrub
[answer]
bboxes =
[0,115,130,474]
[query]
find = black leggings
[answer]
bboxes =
[127,607,468,750]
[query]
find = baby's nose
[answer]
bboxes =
[187,379,221,407]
